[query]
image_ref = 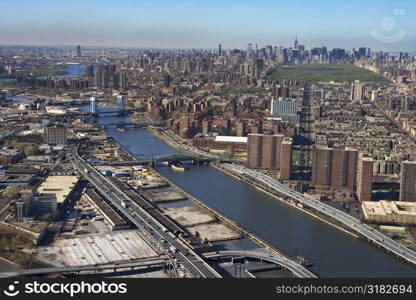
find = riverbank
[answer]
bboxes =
[150,126,360,238]
[212,164,359,239]
[94,114,416,277]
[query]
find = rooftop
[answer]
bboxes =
[37,175,80,203]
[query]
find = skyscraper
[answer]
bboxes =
[76,45,81,57]
[311,146,332,188]
[247,134,263,169]
[357,154,373,202]
[247,134,291,174]
[351,80,364,102]
[280,137,292,180]
[399,161,416,202]
[312,146,358,191]
[218,43,222,56]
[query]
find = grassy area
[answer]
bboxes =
[268,64,388,83]
[0,225,35,266]
[223,87,269,95]
[0,68,67,79]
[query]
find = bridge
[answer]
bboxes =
[204,249,317,278]
[0,258,167,278]
[224,163,416,266]
[96,153,218,166]
[67,145,221,278]
[0,249,317,278]
[101,121,164,129]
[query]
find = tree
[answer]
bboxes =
[224,145,234,158]
[24,145,38,156]
[4,186,20,199]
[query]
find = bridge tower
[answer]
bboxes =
[90,97,98,115]
[117,95,126,113]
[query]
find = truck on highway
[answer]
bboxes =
[169,246,177,253]
[84,168,89,174]
[121,201,128,208]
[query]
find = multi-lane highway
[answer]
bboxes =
[150,125,416,266]
[224,163,416,266]
[0,258,166,278]
[67,145,221,278]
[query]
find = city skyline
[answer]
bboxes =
[1,0,416,51]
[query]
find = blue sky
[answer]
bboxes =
[1,0,415,51]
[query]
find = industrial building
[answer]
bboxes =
[37,175,80,204]
[43,126,68,145]
[84,189,129,230]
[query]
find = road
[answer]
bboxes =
[0,258,166,278]
[151,124,416,266]
[204,250,317,278]
[223,163,416,266]
[67,144,221,278]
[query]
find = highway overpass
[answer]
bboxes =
[205,250,317,278]
[67,144,221,278]
[224,163,416,266]
[0,258,167,278]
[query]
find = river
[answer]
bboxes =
[95,113,416,277]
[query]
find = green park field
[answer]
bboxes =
[268,64,388,83]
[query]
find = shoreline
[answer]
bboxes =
[149,126,359,239]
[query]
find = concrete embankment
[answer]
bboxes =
[212,163,359,239]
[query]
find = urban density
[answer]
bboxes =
[1,1,416,286]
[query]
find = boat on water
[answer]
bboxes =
[170,162,189,171]
[116,126,126,132]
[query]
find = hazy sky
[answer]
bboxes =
[1,0,416,51]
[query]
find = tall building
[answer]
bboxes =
[202,120,211,135]
[95,65,110,88]
[311,146,332,188]
[119,71,127,89]
[247,134,263,169]
[357,154,373,202]
[351,80,364,102]
[218,43,222,56]
[280,137,292,180]
[399,161,416,202]
[247,134,291,174]
[76,45,81,57]
[85,64,94,77]
[43,126,67,145]
[270,97,299,123]
[236,121,247,137]
[312,146,358,191]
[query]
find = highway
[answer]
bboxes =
[204,250,317,278]
[151,126,416,266]
[0,258,166,278]
[67,144,221,278]
[223,163,416,266]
